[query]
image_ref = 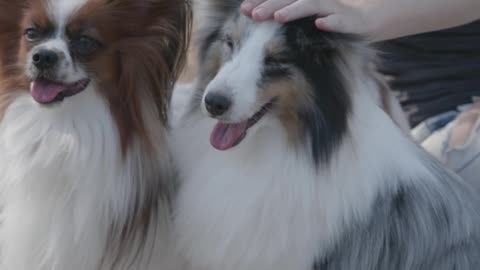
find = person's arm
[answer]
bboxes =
[241,0,480,41]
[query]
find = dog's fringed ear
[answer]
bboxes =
[0,0,29,120]
[99,0,192,267]
[0,0,25,22]
[122,0,192,114]
[0,1,27,78]
[0,1,27,31]
[103,0,192,145]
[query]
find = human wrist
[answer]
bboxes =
[360,0,480,41]
[353,0,393,41]
[346,0,385,41]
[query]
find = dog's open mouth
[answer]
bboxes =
[30,78,90,104]
[210,101,274,151]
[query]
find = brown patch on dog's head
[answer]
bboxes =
[264,38,284,59]
[259,70,315,143]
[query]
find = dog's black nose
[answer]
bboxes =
[205,93,231,117]
[32,50,58,70]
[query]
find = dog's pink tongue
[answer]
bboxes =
[30,79,67,104]
[210,122,248,150]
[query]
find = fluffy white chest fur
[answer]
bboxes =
[171,88,431,270]
[0,90,175,270]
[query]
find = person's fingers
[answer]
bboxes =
[241,0,268,17]
[316,13,367,35]
[315,17,331,31]
[251,0,297,21]
[315,15,344,32]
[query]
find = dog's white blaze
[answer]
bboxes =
[43,0,88,83]
[28,0,90,85]
[172,29,433,270]
[0,87,176,270]
[48,0,87,30]
[202,22,280,121]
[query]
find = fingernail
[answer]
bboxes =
[241,2,253,12]
[316,20,329,31]
[253,8,266,20]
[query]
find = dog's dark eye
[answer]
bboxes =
[263,54,291,79]
[265,54,290,66]
[71,35,100,56]
[24,28,41,42]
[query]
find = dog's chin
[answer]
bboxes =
[209,100,275,151]
[29,77,91,105]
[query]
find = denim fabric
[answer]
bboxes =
[412,103,480,189]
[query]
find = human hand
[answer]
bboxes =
[240,0,371,35]
[241,0,480,41]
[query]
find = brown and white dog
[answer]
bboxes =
[0,0,190,269]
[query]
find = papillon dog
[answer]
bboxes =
[0,0,190,269]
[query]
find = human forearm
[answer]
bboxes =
[367,0,480,40]
[242,0,480,41]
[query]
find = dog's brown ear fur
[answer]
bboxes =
[0,1,29,120]
[0,1,26,77]
[61,0,192,153]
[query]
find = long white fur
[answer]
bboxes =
[0,86,175,270]
[171,23,435,270]
[47,0,88,30]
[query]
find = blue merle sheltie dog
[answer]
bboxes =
[171,0,480,269]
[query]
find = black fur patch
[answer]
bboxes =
[282,17,355,165]
[260,51,292,83]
